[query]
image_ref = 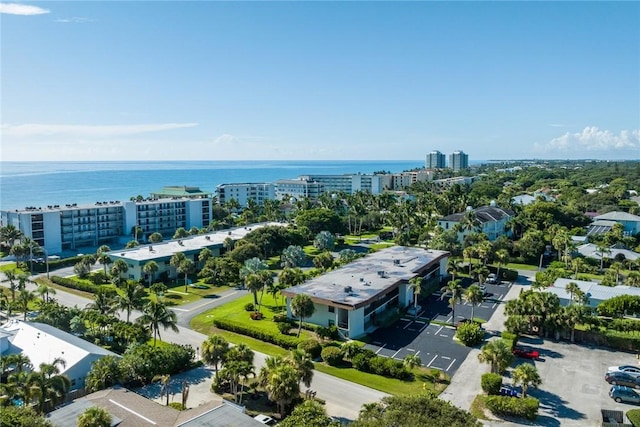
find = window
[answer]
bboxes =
[328,306,335,313]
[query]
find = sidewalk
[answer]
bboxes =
[439,278,531,425]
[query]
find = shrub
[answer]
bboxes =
[502,269,519,282]
[276,322,292,335]
[485,396,539,420]
[501,331,518,342]
[321,346,343,366]
[297,339,322,359]
[316,325,339,340]
[481,373,503,395]
[273,313,293,323]
[456,322,484,346]
[212,318,300,349]
[50,275,99,293]
[244,302,255,312]
[352,353,373,372]
[168,402,185,411]
[627,409,640,427]
[249,312,264,320]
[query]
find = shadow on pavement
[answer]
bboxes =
[136,365,214,399]
[530,388,587,422]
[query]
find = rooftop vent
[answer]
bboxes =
[178,240,183,246]
[393,259,400,265]
[148,246,153,251]
[344,286,353,293]
[359,277,364,282]
[205,236,210,240]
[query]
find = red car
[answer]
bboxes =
[512,347,540,359]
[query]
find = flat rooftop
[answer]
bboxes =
[108,222,286,263]
[282,246,448,309]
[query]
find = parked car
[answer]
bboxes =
[479,285,487,295]
[253,414,277,425]
[486,273,499,284]
[512,347,540,359]
[605,371,640,389]
[610,385,640,404]
[608,365,640,376]
[500,385,519,397]
[454,318,485,329]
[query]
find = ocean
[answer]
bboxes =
[0,160,425,211]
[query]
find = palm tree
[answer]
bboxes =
[244,273,264,308]
[178,259,195,293]
[137,300,179,346]
[152,374,171,406]
[170,251,187,279]
[464,284,484,321]
[27,357,71,413]
[77,406,112,427]
[86,288,118,316]
[408,277,423,318]
[440,280,463,325]
[512,363,542,398]
[148,232,164,243]
[288,349,314,389]
[626,271,640,287]
[477,339,513,374]
[463,246,476,275]
[96,245,112,275]
[17,289,36,321]
[494,249,509,279]
[36,283,56,303]
[565,282,580,306]
[201,335,230,373]
[291,294,316,338]
[117,282,146,322]
[143,261,159,288]
[597,243,611,271]
[110,259,129,285]
[403,353,421,370]
[261,362,300,418]
[610,261,624,285]
[572,257,585,279]
[4,270,19,303]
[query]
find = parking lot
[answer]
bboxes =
[509,337,640,427]
[364,281,512,376]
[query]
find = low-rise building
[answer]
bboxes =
[546,278,640,308]
[107,222,285,282]
[0,320,118,390]
[437,204,514,242]
[281,246,449,339]
[592,211,640,236]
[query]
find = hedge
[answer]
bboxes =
[50,276,99,293]
[31,255,84,273]
[627,409,640,426]
[485,396,539,420]
[212,318,300,349]
[298,339,322,359]
[350,350,411,380]
[321,346,343,366]
[481,373,503,395]
[456,322,484,346]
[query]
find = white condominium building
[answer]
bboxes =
[215,183,276,207]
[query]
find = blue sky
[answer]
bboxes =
[1,1,638,162]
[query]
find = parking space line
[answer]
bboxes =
[415,350,420,357]
[492,302,498,309]
[427,355,438,367]
[446,358,457,371]
[375,344,386,355]
[403,321,414,330]
[440,356,451,360]
[419,323,429,332]
[406,348,415,352]
[436,326,444,335]
[391,349,402,359]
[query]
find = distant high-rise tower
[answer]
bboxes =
[449,150,469,171]
[425,150,446,169]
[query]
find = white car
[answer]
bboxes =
[253,414,277,425]
[607,365,640,376]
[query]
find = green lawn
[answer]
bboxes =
[504,263,538,271]
[314,362,449,395]
[190,292,315,340]
[0,263,19,272]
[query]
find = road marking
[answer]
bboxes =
[399,318,411,322]
[403,321,414,330]
[431,314,439,320]
[391,349,402,358]
[375,344,386,355]
[492,302,498,309]
[171,308,188,312]
[436,326,444,335]
[446,358,457,371]
[406,348,415,352]
[415,350,420,357]
[427,355,438,367]
[167,289,188,295]
[419,323,429,332]
[440,356,451,360]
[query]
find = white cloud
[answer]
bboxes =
[1,122,198,137]
[0,2,50,15]
[535,127,640,154]
[548,123,566,128]
[55,17,93,23]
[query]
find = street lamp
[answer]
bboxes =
[42,247,50,279]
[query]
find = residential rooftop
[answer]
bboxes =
[282,246,449,310]
[108,222,286,263]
